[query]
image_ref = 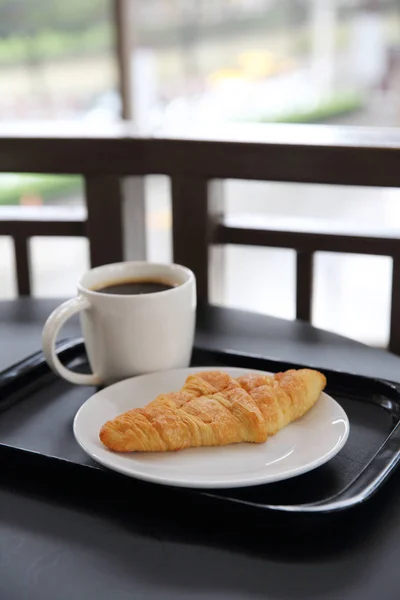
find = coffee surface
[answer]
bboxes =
[94,278,175,295]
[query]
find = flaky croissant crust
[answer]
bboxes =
[100,369,326,452]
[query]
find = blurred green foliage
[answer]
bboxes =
[261,91,364,124]
[0,0,110,36]
[0,175,82,205]
[0,0,112,66]
[0,24,112,65]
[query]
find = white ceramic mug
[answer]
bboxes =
[42,261,196,386]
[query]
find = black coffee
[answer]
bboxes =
[94,278,175,295]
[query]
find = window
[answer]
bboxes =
[0,0,117,298]
[2,0,400,348]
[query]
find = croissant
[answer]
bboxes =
[99,369,326,452]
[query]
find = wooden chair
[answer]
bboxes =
[1,122,400,351]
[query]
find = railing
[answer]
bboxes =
[1,121,400,352]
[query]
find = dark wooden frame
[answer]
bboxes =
[1,123,400,351]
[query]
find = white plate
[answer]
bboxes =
[73,367,349,489]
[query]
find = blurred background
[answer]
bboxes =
[1,0,400,346]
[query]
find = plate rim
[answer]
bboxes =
[73,366,350,489]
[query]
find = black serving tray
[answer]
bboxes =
[1,338,400,515]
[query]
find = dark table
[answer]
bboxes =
[1,298,400,600]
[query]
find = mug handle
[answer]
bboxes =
[42,296,102,386]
